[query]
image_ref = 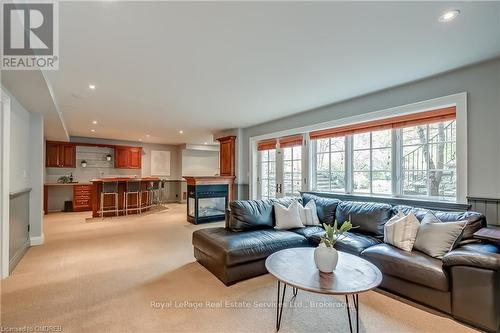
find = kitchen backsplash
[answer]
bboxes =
[45,146,140,183]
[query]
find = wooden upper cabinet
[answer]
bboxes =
[46,142,61,167]
[46,141,76,168]
[217,136,236,176]
[114,147,129,168]
[129,148,142,168]
[60,144,76,168]
[114,146,142,169]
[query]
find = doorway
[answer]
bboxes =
[256,144,303,199]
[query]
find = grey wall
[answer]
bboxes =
[9,191,30,272]
[236,58,500,200]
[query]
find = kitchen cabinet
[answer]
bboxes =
[46,142,76,168]
[217,136,236,176]
[73,185,92,211]
[46,142,60,167]
[129,147,142,168]
[114,146,142,169]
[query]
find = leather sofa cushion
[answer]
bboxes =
[228,199,275,232]
[192,227,308,266]
[393,205,486,239]
[361,243,449,291]
[289,226,324,239]
[443,243,500,271]
[301,193,340,225]
[336,201,393,236]
[309,231,382,255]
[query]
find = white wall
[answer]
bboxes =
[235,58,500,199]
[29,113,44,243]
[181,149,219,177]
[2,87,45,255]
[9,95,31,192]
[1,89,10,278]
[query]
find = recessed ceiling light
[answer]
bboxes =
[139,138,142,142]
[179,130,184,134]
[90,129,96,132]
[146,134,150,137]
[89,84,96,90]
[204,142,208,145]
[92,120,98,124]
[439,10,460,23]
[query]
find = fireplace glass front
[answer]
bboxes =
[187,184,228,224]
[198,197,226,217]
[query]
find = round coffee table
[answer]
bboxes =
[265,247,382,333]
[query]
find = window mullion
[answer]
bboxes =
[369,132,373,195]
[392,129,400,196]
[328,139,332,192]
[426,125,430,198]
[346,135,353,194]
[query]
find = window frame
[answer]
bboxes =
[249,92,467,203]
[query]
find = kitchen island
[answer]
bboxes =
[90,177,160,217]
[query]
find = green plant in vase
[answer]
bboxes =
[315,220,356,273]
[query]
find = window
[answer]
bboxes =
[259,149,276,199]
[312,137,346,192]
[353,129,392,195]
[308,106,457,201]
[402,120,456,200]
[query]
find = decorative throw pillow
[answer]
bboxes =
[298,200,321,226]
[384,212,420,252]
[274,200,304,230]
[413,212,467,259]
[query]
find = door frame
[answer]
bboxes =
[1,89,11,278]
[252,134,307,200]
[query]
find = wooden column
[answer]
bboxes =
[216,136,236,201]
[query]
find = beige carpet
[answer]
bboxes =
[1,204,477,333]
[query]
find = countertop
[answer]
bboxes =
[90,177,160,182]
[45,182,92,186]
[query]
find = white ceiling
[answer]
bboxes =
[43,1,500,144]
[3,70,69,141]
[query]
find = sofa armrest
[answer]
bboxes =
[443,243,500,271]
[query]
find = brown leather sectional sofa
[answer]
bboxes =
[192,193,500,332]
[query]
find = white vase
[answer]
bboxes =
[314,244,339,273]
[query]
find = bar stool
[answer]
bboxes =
[147,180,161,208]
[100,181,119,219]
[124,180,142,215]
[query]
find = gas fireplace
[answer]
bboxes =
[184,176,235,224]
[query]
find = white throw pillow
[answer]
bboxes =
[413,212,467,259]
[298,200,321,226]
[384,212,420,252]
[274,200,304,230]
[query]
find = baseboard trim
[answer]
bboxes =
[30,234,45,246]
[9,239,30,274]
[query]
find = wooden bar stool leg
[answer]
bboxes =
[115,193,119,216]
[101,193,104,219]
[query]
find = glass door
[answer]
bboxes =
[281,145,302,197]
[257,143,303,199]
[258,148,277,199]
